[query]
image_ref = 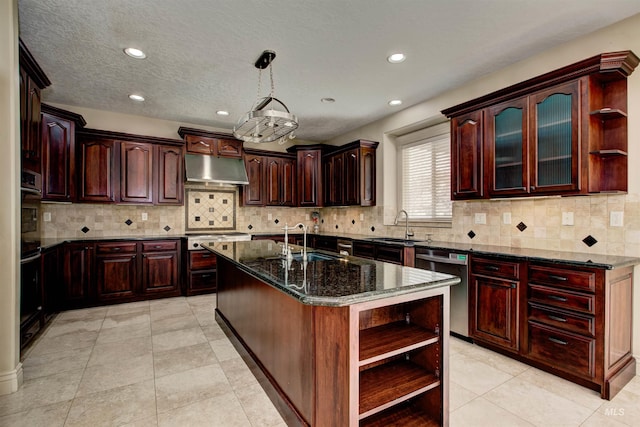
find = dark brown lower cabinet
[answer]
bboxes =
[96,242,138,301]
[186,249,217,295]
[62,242,93,308]
[141,240,180,295]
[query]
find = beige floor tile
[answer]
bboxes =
[450,337,476,355]
[450,352,513,395]
[28,330,98,357]
[0,370,82,416]
[152,326,208,352]
[87,335,152,366]
[462,343,530,376]
[151,313,200,334]
[516,367,604,411]
[119,415,158,427]
[54,307,107,323]
[581,411,629,427]
[210,338,242,362]
[44,318,104,338]
[201,323,228,341]
[150,304,194,321]
[155,364,233,413]
[596,388,640,427]
[76,353,154,396]
[450,397,535,427]
[22,347,91,381]
[220,358,261,391]
[95,320,151,345]
[157,392,251,427]
[484,376,594,426]
[105,300,150,316]
[186,294,217,307]
[449,380,479,411]
[101,311,150,330]
[235,382,286,427]
[66,380,156,427]
[0,400,71,427]
[621,375,640,396]
[192,306,216,326]
[154,342,218,378]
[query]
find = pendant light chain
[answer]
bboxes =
[256,67,263,108]
[269,61,275,99]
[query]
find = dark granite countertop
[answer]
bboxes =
[38,235,182,251]
[201,240,460,307]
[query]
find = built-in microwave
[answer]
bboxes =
[21,169,42,197]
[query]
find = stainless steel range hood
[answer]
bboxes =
[185,153,249,185]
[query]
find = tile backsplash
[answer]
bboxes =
[41,191,639,257]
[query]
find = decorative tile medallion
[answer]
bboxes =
[185,188,236,232]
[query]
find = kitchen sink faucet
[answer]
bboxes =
[394,209,414,240]
[282,223,308,262]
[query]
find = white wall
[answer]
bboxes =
[0,0,22,395]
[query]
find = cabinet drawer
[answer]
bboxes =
[190,271,216,291]
[471,257,519,280]
[190,251,217,270]
[528,302,594,337]
[96,242,137,254]
[528,265,596,292]
[529,284,594,314]
[528,322,595,379]
[376,244,403,265]
[353,242,375,259]
[142,240,178,252]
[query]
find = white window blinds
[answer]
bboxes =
[400,133,452,221]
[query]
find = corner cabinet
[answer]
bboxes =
[242,149,296,207]
[323,140,378,207]
[293,146,324,207]
[443,51,638,200]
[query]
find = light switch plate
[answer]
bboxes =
[43,212,51,222]
[474,213,486,224]
[268,213,273,221]
[141,212,148,221]
[503,212,511,225]
[562,212,574,226]
[360,213,364,221]
[610,211,624,227]
[305,213,310,220]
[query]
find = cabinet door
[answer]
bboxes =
[331,153,345,205]
[486,97,529,196]
[41,113,75,201]
[297,149,322,207]
[185,134,215,154]
[62,243,92,306]
[78,139,117,202]
[470,274,519,350]
[142,251,179,294]
[360,147,376,206]
[41,246,60,321]
[156,145,184,205]
[216,138,243,158]
[529,81,580,194]
[120,141,153,204]
[451,111,484,199]
[96,254,137,301]
[243,154,266,206]
[344,149,360,205]
[266,157,281,206]
[281,157,296,206]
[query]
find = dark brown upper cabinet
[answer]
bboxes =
[120,142,154,204]
[78,136,118,203]
[322,140,378,207]
[155,144,184,205]
[241,149,296,207]
[443,51,638,200]
[41,104,86,202]
[290,146,324,207]
[178,127,243,158]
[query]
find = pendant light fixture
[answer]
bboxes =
[233,50,298,144]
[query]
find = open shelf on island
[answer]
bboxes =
[360,400,441,427]
[359,321,438,366]
[589,149,627,157]
[359,359,440,419]
[589,108,627,120]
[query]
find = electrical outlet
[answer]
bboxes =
[360,213,364,221]
[474,213,486,224]
[610,211,624,227]
[268,213,272,221]
[305,213,310,220]
[503,212,511,225]
[141,212,148,221]
[333,214,337,220]
[562,212,574,226]
[43,212,51,222]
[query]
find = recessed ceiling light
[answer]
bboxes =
[129,94,145,102]
[124,47,146,59]
[387,53,406,63]
[216,110,230,116]
[388,99,402,106]
[321,97,335,103]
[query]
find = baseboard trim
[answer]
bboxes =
[0,363,23,396]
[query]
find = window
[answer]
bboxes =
[398,127,452,223]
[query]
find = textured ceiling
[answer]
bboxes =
[18,0,640,142]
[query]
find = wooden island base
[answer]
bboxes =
[215,256,452,426]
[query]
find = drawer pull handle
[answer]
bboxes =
[485,265,500,271]
[154,246,162,249]
[548,314,567,323]
[549,274,568,281]
[548,295,568,302]
[201,274,212,278]
[548,337,568,345]
[201,254,210,258]
[112,247,121,251]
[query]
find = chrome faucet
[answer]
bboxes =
[394,209,414,240]
[282,222,308,262]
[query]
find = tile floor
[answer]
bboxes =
[0,295,637,426]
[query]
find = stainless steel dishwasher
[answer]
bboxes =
[415,248,470,340]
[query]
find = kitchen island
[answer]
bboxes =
[202,240,460,427]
